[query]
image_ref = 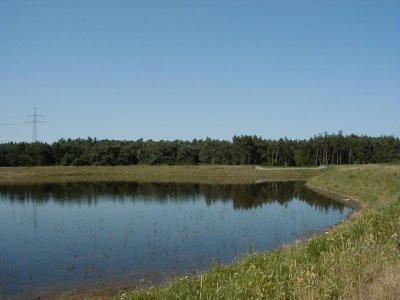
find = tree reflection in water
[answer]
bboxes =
[0,181,353,299]
[0,181,347,212]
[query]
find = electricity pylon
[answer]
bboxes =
[26,107,44,142]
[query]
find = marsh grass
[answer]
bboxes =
[120,165,400,299]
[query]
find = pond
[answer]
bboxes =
[0,181,353,299]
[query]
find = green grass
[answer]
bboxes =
[1,165,398,299]
[118,165,400,299]
[0,165,319,185]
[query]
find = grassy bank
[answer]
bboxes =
[0,165,319,185]
[119,165,400,299]
[0,165,398,299]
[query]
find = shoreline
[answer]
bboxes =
[124,164,399,299]
[0,165,398,299]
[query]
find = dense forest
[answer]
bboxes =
[0,132,399,167]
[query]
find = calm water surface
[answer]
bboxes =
[0,181,353,298]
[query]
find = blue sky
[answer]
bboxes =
[1,1,399,143]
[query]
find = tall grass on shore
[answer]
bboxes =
[121,165,400,299]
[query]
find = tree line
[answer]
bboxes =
[0,132,399,167]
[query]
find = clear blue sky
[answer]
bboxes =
[1,0,399,143]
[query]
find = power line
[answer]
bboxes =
[0,116,25,125]
[0,123,25,126]
[26,107,44,142]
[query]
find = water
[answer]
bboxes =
[0,181,353,298]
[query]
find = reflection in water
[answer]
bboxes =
[0,182,352,299]
[0,181,345,211]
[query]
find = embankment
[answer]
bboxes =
[121,165,400,299]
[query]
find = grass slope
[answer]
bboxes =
[120,165,400,299]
